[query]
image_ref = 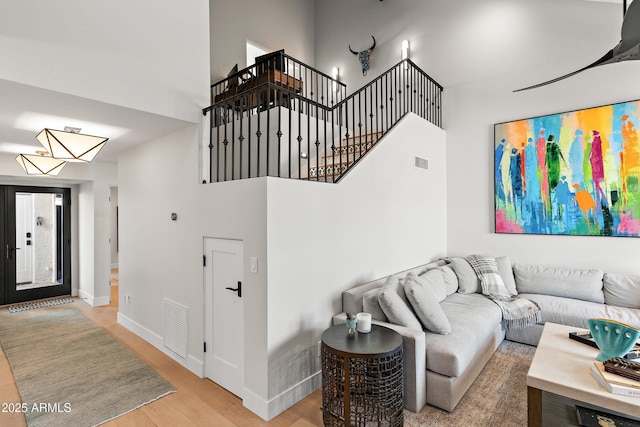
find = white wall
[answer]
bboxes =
[75,178,114,306]
[445,64,640,274]
[209,0,315,82]
[117,123,271,398]
[78,182,95,302]
[116,112,445,419]
[0,0,210,122]
[314,0,640,275]
[264,113,446,408]
[313,0,621,94]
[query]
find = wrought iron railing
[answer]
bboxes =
[203,57,442,184]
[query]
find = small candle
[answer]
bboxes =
[356,312,372,333]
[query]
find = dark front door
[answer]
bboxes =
[1,185,71,305]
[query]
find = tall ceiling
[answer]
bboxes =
[0,79,194,163]
[0,0,207,165]
[0,0,632,163]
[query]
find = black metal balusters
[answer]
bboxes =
[202,57,442,184]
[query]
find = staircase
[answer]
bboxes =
[306,132,382,182]
[203,54,442,184]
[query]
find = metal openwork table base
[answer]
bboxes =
[321,324,403,427]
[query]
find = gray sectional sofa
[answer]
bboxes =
[332,256,640,413]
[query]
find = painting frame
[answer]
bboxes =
[494,99,640,238]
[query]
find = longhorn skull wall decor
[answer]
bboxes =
[349,36,376,76]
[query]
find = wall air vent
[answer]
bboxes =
[163,298,188,359]
[414,156,429,170]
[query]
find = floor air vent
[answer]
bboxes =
[163,298,188,359]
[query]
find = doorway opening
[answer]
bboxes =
[1,185,71,305]
[109,186,119,307]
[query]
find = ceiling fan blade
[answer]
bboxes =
[514,49,615,91]
[617,0,640,54]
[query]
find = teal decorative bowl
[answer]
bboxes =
[587,318,640,362]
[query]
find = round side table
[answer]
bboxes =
[321,324,403,427]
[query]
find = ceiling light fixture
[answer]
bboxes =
[36,127,109,162]
[15,151,67,176]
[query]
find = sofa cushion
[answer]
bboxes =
[405,276,451,334]
[362,288,388,321]
[513,263,604,303]
[496,256,517,296]
[436,265,459,296]
[413,271,447,303]
[515,293,640,329]
[378,276,422,331]
[425,293,502,377]
[603,273,640,309]
[450,257,481,293]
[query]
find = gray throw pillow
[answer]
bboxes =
[603,273,640,309]
[378,275,422,331]
[404,276,451,335]
[437,265,459,295]
[362,288,388,321]
[450,257,481,293]
[513,263,604,303]
[414,270,447,302]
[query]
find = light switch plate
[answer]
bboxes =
[250,257,258,274]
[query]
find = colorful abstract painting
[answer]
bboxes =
[495,100,640,237]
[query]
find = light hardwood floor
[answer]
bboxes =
[0,297,324,426]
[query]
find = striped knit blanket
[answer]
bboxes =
[465,255,542,330]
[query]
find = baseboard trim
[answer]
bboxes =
[78,289,110,307]
[243,371,321,421]
[117,312,203,377]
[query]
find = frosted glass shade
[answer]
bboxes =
[36,128,108,162]
[16,153,67,176]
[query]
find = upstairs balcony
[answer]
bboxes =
[203,51,443,184]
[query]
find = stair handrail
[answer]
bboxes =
[334,59,442,109]
[206,51,347,116]
[203,58,442,183]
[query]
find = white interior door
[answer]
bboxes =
[15,193,33,285]
[204,237,244,398]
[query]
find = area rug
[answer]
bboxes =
[404,340,535,427]
[7,296,74,313]
[0,307,175,427]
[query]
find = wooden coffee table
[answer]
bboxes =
[528,322,640,426]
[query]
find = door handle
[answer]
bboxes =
[225,281,242,298]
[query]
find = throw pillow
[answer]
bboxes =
[450,257,481,293]
[415,270,448,302]
[496,256,518,295]
[378,276,422,331]
[437,265,459,295]
[513,263,604,303]
[404,277,451,334]
[603,273,640,309]
[465,255,510,297]
[362,288,388,321]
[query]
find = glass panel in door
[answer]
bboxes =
[15,192,64,292]
[2,186,71,305]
